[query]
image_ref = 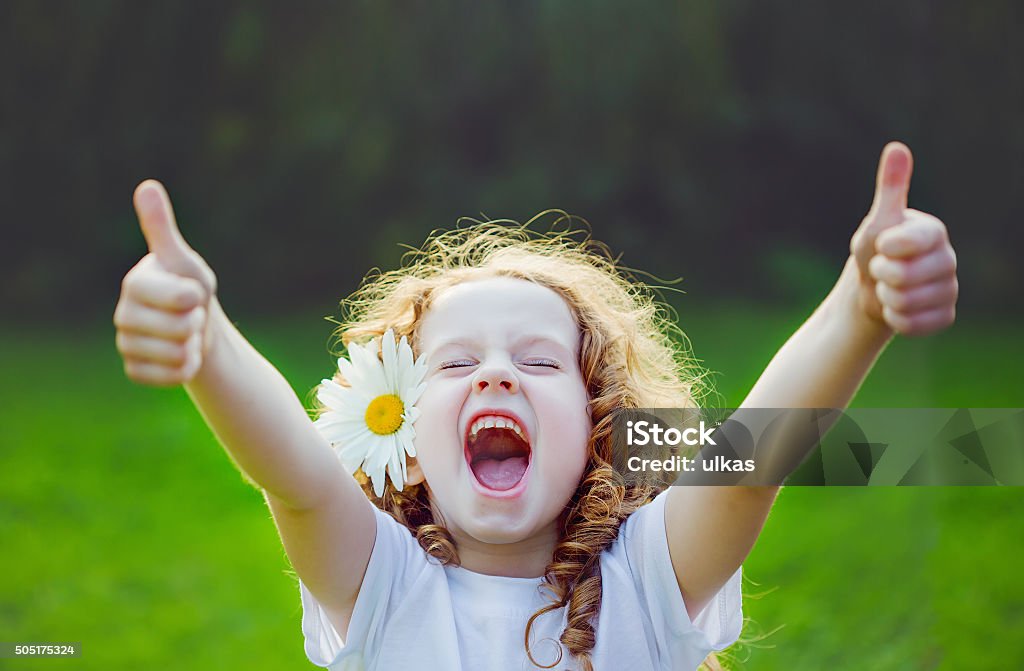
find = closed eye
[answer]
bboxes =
[438,359,477,370]
[520,358,561,369]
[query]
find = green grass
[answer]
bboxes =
[1,305,1022,669]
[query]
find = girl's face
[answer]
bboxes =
[413,277,592,546]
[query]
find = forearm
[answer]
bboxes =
[664,265,892,608]
[741,257,892,410]
[185,299,346,509]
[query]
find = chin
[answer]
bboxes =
[461,506,539,543]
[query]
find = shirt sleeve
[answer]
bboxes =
[617,488,744,657]
[298,505,428,668]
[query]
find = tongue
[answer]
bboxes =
[472,457,528,491]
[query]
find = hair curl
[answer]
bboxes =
[320,212,715,670]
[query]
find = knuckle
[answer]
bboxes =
[198,265,218,296]
[882,307,905,332]
[122,268,146,296]
[868,255,886,280]
[168,345,188,366]
[888,288,909,312]
[169,318,191,339]
[124,361,142,382]
[173,290,198,310]
[178,277,206,307]
[190,307,207,332]
[161,367,185,386]
[122,264,141,287]
[113,301,136,330]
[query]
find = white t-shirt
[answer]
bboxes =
[299,489,743,670]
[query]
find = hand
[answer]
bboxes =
[849,142,958,336]
[114,180,218,386]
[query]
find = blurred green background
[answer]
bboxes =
[1,2,1021,669]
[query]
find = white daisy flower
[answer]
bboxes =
[314,328,428,497]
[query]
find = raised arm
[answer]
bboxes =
[114,181,375,631]
[664,143,958,621]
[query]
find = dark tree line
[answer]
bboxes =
[2,1,1019,321]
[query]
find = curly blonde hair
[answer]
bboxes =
[322,212,716,670]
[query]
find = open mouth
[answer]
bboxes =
[465,415,532,492]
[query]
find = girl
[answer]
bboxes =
[113,142,958,670]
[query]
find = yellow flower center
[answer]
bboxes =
[365,394,405,435]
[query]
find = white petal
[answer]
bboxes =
[332,421,373,447]
[381,329,399,393]
[329,428,378,473]
[402,381,428,408]
[326,420,375,447]
[387,446,405,492]
[336,446,367,474]
[367,461,387,498]
[339,351,368,388]
[403,355,428,400]
[395,335,414,388]
[402,406,421,425]
[316,384,339,408]
[314,415,357,444]
[397,425,417,458]
[336,355,354,379]
[359,348,390,398]
[363,434,394,472]
[319,383,369,420]
[318,383,365,415]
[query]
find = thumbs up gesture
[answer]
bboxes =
[114,180,218,386]
[850,143,958,336]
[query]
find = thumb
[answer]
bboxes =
[134,180,195,272]
[853,142,914,272]
[133,180,216,296]
[870,141,913,218]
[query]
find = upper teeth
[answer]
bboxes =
[469,415,527,441]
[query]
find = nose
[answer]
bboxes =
[472,359,519,394]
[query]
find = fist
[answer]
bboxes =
[850,143,958,336]
[114,180,217,386]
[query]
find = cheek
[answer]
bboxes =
[568,423,592,472]
[541,395,592,474]
[411,383,463,465]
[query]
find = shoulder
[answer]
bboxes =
[603,488,671,583]
[602,489,744,653]
[299,505,441,667]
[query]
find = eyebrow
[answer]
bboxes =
[511,334,574,353]
[428,334,575,355]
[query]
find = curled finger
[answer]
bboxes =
[875,277,959,313]
[123,263,206,311]
[114,304,204,341]
[882,305,956,337]
[116,332,189,366]
[123,360,190,387]
[875,212,948,259]
[868,249,957,289]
